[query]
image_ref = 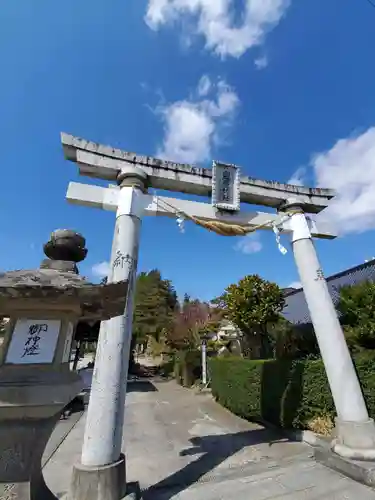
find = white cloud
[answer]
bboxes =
[234,233,262,254]
[197,74,211,96]
[287,166,306,186]
[288,127,375,236]
[156,75,239,164]
[145,0,291,59]
[313,127,375,235]
[254,55,268,70]
[92,261,110,279]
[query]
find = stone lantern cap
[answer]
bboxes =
[0,229,128,320]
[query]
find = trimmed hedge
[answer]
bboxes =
[209,355,375,430]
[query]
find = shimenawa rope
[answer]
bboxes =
[157,196,298,239]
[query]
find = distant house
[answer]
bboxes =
[282,259,375,326]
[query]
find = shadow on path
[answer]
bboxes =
[143,427,284,499]
[127,380,158,392]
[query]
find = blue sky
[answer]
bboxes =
[1,0,375,301]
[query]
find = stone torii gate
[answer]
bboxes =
[61,133,375,499]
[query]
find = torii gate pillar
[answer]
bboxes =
[282,199,375,460]
[69,166,147,500]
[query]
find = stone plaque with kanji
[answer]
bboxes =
[5,319,61,364]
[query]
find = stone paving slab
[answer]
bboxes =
[44,379,375,499]
[315,445,375,489]
[44,413,87,498]
[148,465,375,500]
[124,381,309,490]
[42,411,84,468]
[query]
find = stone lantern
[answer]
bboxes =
[0,230,129,500]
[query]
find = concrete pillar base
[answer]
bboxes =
[68,454,127,500]
[332,418,375,460]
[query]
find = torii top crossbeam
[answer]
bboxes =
[61,133,335,214]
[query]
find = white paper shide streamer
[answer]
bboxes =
[272,224,288,255]
[176,213,185,233]
[272,223,288,255]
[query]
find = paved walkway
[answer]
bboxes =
[44,379,375,499]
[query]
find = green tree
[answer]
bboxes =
[94,270,178,371]
[336,281,375,352]
[213,274,285,358]
[269,318,320,360]
[183,293,191,305]
[132,269,178,352]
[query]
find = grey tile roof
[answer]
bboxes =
[282,260,375,325]
[0,269,130,320]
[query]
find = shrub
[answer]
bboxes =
[174,349,202,387]
[209,357,262,416]
[158,356,175,378]
[209,356,375,433]
[307,415,334,436]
